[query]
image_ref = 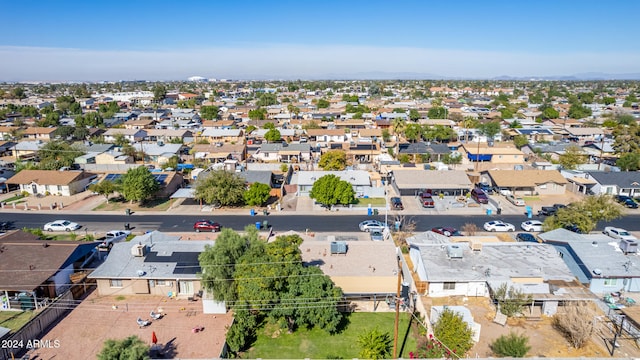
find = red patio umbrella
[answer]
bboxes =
[151,331,158,345]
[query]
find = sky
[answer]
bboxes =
[1,0,639,82]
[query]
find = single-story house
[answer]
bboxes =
[292,170,381,197]
[102,129,147,144]
[390,170,472,196]
[305,129,347,143]
[199,128,244,143]
[132,142,182,165]
[22,127,57,141]
[7,170,97,196]
[583,171,640,197]
[539,229,640,294]
[521,142,574,161]
[482,169,567,196]
[94,150,134,165]
[193,143,246,163]
[513,127,556,142]
[397,142,452,162]
[12,140,46,160]
[254,143,312,163]
[145,129,193,143]
[0,230,98,308]
[463,144,525,164]
[565,127,605,141]
[89,231,226,314]
[123,118,157,129]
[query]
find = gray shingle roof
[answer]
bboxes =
[586,171,640,189]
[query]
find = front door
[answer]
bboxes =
[178,281,193,295]
[31,184,37,194]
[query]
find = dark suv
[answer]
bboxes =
[475,183,494,194]
[470,188,489,204]
[390,197,404,210]
[617,195,638,209]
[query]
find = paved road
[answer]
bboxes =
[2,212,639,234]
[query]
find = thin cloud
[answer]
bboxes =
[1,45,639,82]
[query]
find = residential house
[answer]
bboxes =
[202,120,236,129]
[407,231,584,315]
[390,170,472,196]
[145,129,193,143]
[252,128,297,141]
[0,230,98,306]
[292,170,382,197]
[124,118,157,129]
[113,112,137,122]
[304,129,347,143]
[397,142,452,162]
[132,142,182,165]
[94,150,134,165]
[539,229,640,294]
[74,143,116,165]
[513,126,556,142]
[12,140,46,160]
[6,170,97,196]
[521,142,573,161]
[95,171,182,198]
[254,143,312,163]
[89,231,226,313]
[199,128,244,143]
[0,126,21,140]
[462,144,525,167]
[327,142,381,164]
[565,127,605,142]
[102,129,147,144]
[22,127,57,141]
[583,171,640,197]
[482,169,567,196]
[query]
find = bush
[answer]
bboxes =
[490,332,531,357]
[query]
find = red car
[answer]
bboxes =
[193,220,222,232]
[431,227,462,237]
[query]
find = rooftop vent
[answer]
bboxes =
[131,244,148,257]
[593,268,602,276]
[620,239,638,254]
[447,244,463,259]
[330,241,348,255]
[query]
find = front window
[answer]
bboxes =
[443,282,455,290]
[110,279,123,288]
[604,278,617,287]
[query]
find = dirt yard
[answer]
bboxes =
[428,296,640,358]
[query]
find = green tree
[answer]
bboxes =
[427,107,447,119]
[53,125,75,140]
[442,153,462,165]
[257,93,278,106]
[568,104,592,119]
[68,101,82,115]
[243,182,271,206]
[512,135,529,148]
[499,108,513,119]
[225,307,258,355]
[558,144,586,170]
[11,87,26,99]
[194,170,246,206]
[37,141,84,170]
[477,121,501,141]
[162,155,180,170]
[357,328,392,360]
[616,113,636,126]
[417,308,474,358]
[490,332,531,357]
[264,128,281,142]
[89,180,119,203]
[302,120,320,130]
[120,166,160,203]
[493,283,533,317]
[152,84,167,101]
[543,195,624,233]
[602,96,616,105]
[541,106,560,120]
[113,133,129,147]
[200,105,220,120]
[617,152,640,171]
[316,99,330,109]
[248,108,267,120]
[613,123,640,154]
[97,335,150,360]
[38,111,60,127]
[73,126,90,140]
[409,108,421,121]
[318,150,347,170]
[76,112,103,127]
[404,123,423,142]
[309,174,355,208]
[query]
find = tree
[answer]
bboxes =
[427,107,447,119]
[316,99,330,109]
[499,108,513,119]
[617,152,640,171]
[89,180,119,203]
[416,308,474,358]
[404,123,422,142]
[97,335,149,360]
[613,123,640,154]
[113,133,129,147]
[558,144,586,170]
[493,283,533,317]
[477,121,501,141]
[512,134,529,148]
[37,141,84,170]
[409,109,420,121]
[248,108,267,120]
[541,106,560,120]
[309,174,355,208]
[568,103,592,119]
[490,332,531,357]
[553,301,595,348]
[243,182,271,206]
[152,84,167,101]
[200,105,219,120]
[38,111,60,127]
[194,170,246,206]
[225,307,258,355]
[543,195,623,233]
[442,153,462,165]
[76,112,103,127]
[318,150,347,170]
[257,92,278,106]
[357,328,392,360]
[264,128,281,142]
[120,166,160,203]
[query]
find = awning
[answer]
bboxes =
[170,188,195,198]
[570,177,597,185]
[279,150,301,156]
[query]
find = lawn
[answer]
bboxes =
[242,312,417,359]
[0,311,35,332]
[522,196,540,201]
[353,197,387,207]
[93,197,172,212]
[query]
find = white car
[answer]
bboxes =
[484,220,515,232]
[496,188,512,196]
[603,227,638,241]
[521,220,543,232]
[98,230,132,249]
[506,194,526,206]
[359,220,387,232]
[43,220,81,232]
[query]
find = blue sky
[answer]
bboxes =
[1,0,639,81]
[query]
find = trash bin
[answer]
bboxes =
[263,220,269,228]
[497,208,502,215]
[255,221,261,230]
[486,208,492,215]
[367,208,372,216]
[124,223,130,230]
[125,208,131,216]
[263,209,268,216]
[373,209,379,215]
[250,209,255,216]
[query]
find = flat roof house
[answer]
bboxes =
[482,169,567,196]
[390,169,472,196]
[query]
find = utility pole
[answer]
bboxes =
[597,134,605,171]
[392,255,402,358]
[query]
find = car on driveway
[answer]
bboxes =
[193,220,222,232]
[516,233,539,242]
[390,197,404,210]
[483,220,515,232]
[44,220,81,232]
[431,227,462,237]
[616,196,638,209]
[521,220,543,232]
[359,220,387,232]
[370,230,384,241]
[99,230,131,249]
[494,187,512,196]
[506,194,526,206]
[603,226,638,241]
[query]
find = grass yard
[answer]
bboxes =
[353,197,386,207]
[242,312,417,359]
[0,311,35,332]
[522,196,540,201]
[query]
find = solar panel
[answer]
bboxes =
[154,174,168,185]
[104,174,122,182]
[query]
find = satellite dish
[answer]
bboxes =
[137,270,146,277]
[592,269,602,275]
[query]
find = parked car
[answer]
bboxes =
[494,187,512,196]
[431,227,462,237]
[390,197,404,210]
[506,194,526,206]
[359,220,387,232]
[483,220,515,232]
[193,220,222,232]
[538,206,557,216]
[516,233,539,242]
[370,230,384,241]
[99,230,132,249]
[564,224,583,233]
[616,196,638,209]
[521,220,543,232]
[475,183,494,194]
[421,195,435,208]
[603,226,638,241]
[470,188,489,204]
[43,220,81,232]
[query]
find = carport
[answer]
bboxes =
[390,170,473,196]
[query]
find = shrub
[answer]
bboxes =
[490,332,531,357]
[553,301,595,348]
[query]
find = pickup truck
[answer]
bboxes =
[98,230,132,249]
[537,204,566,216]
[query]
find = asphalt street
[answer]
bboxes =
[2,212,639,234]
